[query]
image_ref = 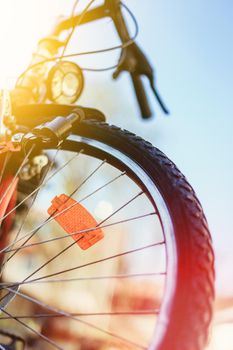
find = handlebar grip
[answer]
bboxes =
[130,74,152,119]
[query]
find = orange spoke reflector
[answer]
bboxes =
[48,194,104,250]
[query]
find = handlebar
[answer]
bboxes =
[52,0,168,119]
[15,0,168,119]
[109,1,152,118]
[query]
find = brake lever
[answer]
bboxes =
[113,42,169,115]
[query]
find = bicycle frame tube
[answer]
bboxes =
[53,4,108,34]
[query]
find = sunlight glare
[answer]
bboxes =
[0,1,73,88]
[94,200,114,220]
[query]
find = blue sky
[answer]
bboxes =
[130,0,233,296]
[0,0,232,296]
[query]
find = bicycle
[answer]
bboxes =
[0,1,214,349]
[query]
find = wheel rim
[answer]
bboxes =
[0,134,177,350]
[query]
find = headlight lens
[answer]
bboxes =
[47,61,84,104]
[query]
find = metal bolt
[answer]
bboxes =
[12,134,21,141]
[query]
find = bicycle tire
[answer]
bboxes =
[0,120,214,350]
[70,120,215,350]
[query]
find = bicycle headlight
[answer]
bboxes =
[46,61,84,104]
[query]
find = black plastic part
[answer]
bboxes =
[108,1,169,118]
[130,74,152,119]
[33,113,79,143]
[150,82,169,115]
[19,112,82,153]
[21,133,43,155]
[108,1,154,118]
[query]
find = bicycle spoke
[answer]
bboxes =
[0,241,163,293]
[5,212,156,253]
[15,190,143,285]
[0,150,83,224]
[18,242,164,286]
[1,147,61,270]
[0,137,168,350]
[69,158,106,197]
[0,147,35,277]
[0,170,125,258]
[33,271,165,283]
[0,310,159,320]
[4,286,146,349]
[0,271,164,288]
[0,155,107,255]
[0,308,64,350]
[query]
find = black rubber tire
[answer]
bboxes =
[69,120,215,350]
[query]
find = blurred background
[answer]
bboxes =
[0,0,232,349]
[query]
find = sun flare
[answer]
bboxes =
[0,0,74,88]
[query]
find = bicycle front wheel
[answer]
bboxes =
[0,120,214,350]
